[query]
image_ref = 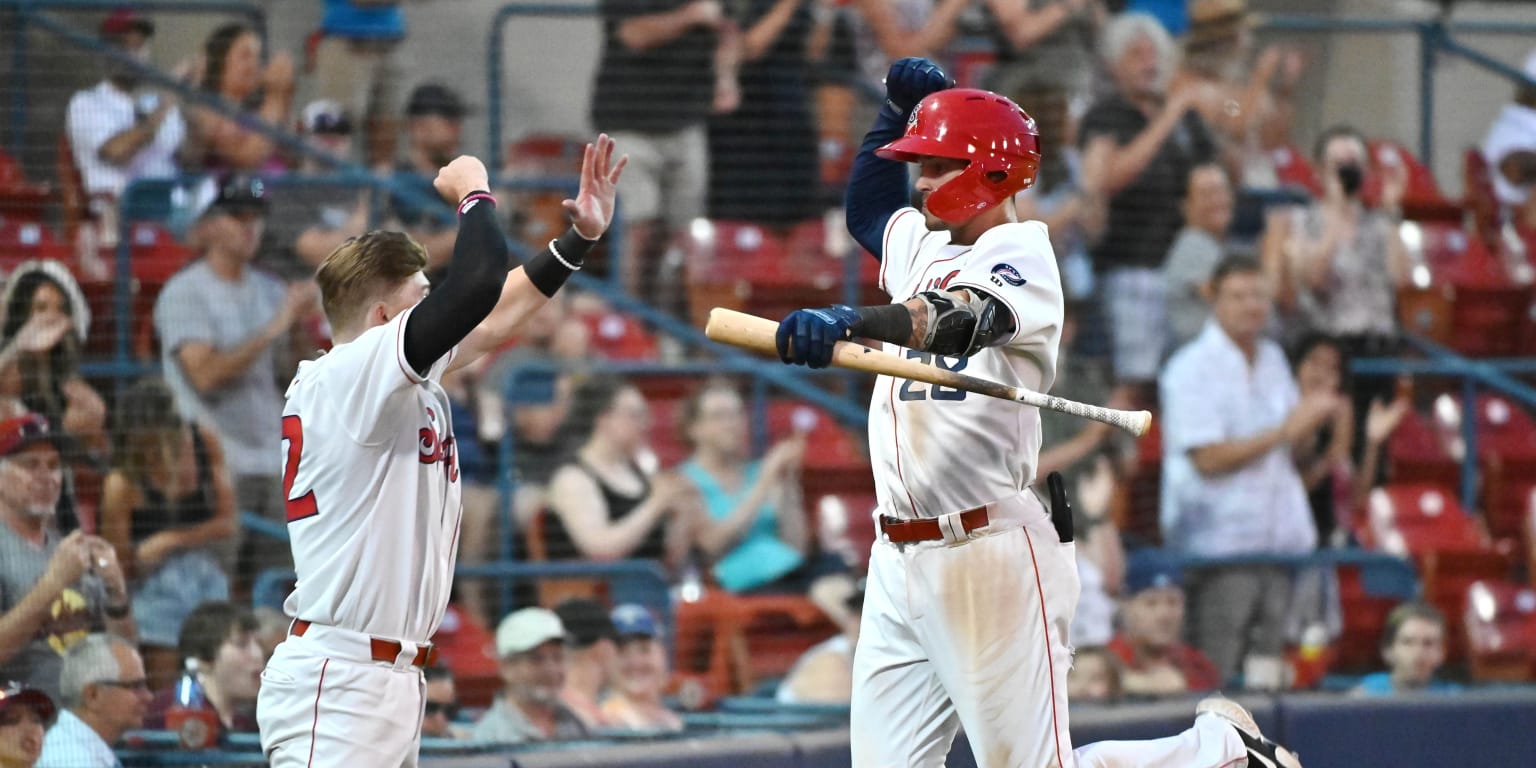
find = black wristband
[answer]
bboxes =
[525,227,596,298]
[853,303,913,346]
[104,601,131,619]
[457,189,496,215]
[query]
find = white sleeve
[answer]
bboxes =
[876,208,930,299]
[947,221,1064,352]
[66,92,119,170]
[319,305,457,445]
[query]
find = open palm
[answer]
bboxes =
[563,133,628,240]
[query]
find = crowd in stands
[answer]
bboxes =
[1,0,1535,763]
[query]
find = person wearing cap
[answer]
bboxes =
[551,599,618,729]
[600,604,681,732]
[0,682,56,768]
[64,9,186,207]
[420,664,465,739]
[0,414,135,702]
[36,634,151,768]
[1169,0,1305,188]
[472,608,588,743]
[385,83,469,272]
[311,1,408,166]
[153,174,317,585]
[1482,48,1536,226]
[1107,550,1220,697]
[258,100,371,276]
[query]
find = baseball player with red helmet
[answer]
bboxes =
[256,137,625,766]
[775,58,1302,768]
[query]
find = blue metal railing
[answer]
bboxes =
[1353,336,1536,514]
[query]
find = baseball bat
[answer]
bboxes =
[705,307,1153,437]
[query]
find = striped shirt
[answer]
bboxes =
[37,710,121,768]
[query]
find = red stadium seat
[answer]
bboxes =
[0,150,52,222]
[579,310,659,361]
[1405,222,1533,356]
[1361,484,1487,556]
[0,219,70,274]
[1270,144,1322,197]
[646,397,691,470]
[672,591,838,704]
[429,603,501,708]
[1386,409,1459,489]
[765,399,871,497]
[1465,579,1536,682]
[1471,396,1536,546]
[1366,140,1460,222]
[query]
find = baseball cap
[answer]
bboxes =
[0,681,57,726]
[609,604,660,640]
[406,83,467,119]
[553,599,618,649]
[200,173,268,218]
[100,8,154,40]
[0,414,66,459]
[495,608,566,658]
[301,100,353,135]
[1124,550,1184,596]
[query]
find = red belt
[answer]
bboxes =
[290,619,438,668]
[879,507,990,543]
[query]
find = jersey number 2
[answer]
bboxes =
[282,415,319,523]
[898,351,969,401]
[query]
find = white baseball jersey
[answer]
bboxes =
[279,305,462,643]
[869,208,1063,519]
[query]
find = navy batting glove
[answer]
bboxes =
[776,305,860,369]
[884,57,954,117]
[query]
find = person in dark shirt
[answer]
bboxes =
[591,0,738,311]
[1078,12,1214,395]
[145,601,262,734]
[388,83,469,272]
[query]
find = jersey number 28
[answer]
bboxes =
[282,415,319,523]
[898,351,969,401]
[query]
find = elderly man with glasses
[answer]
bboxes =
[36,634,151,768]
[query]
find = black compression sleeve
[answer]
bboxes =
[852,303,914,346]
[401,191,509,375]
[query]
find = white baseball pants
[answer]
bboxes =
[849,493,1246,768]
[257,625,427,767]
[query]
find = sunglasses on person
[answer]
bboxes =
[423,701,459,720]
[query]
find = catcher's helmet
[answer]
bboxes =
[876,89,1041,224]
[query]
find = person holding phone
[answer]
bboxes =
[1278,124,1409,423]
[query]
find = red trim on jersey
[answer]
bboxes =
[306,658,330,767]
[886,377,919,517]
[395,309,426,385]
[1216,758,1245,768]
[879,210,917,294]
[1022,528,1065,768]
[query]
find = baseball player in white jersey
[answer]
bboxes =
[256,137,627,766]
[775,59,1302,768]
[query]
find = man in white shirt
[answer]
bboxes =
[1160,255,1340,687]
[64,9,185,204]
[1482,49,1536,224]
[37,634,151,768]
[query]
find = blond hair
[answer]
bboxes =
[315,230,429,334]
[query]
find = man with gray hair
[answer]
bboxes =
[36,634,151,767]
[1078,12,1216,397]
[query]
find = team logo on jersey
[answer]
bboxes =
[418,407,460,483]
[923,269,961,292]
[990,263,1027,286]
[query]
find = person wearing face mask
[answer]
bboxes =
[0,414,136,702]
[65,9,186,206]
[1280,124,1409,436]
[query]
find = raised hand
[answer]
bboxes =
[13,313,72,353]
[884,57,953,116]
[563,133,629,240]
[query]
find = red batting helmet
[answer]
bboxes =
[876,89,1041,224]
